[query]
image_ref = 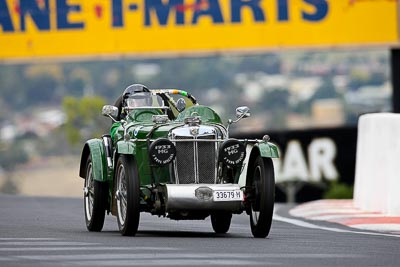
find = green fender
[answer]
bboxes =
[117,141,137,155]
[238,142,279,187]
[79,139,108,182]
[257,142,280,158]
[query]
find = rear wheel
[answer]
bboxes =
[84,155,107,232]
[248,156,275,238]
[211,212,232,234]
[115,155,140,236]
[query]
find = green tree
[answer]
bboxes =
[323,182,353,199]
[311,79,339,100]
[62,96,109,146]
[262,89,289,111]
[26,74,58,104]
[261,89,290,129]
[348,69,370,90]
[0,142,29,171]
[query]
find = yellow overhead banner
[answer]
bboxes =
[0,0,398,60]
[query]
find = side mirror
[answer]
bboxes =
[236,106,250,119]
[176,98,186,113]
[102,105,119,119]
[227,106,251,135]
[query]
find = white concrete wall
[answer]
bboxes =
[354,113,400,216]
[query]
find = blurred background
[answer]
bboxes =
[0,0,398,202]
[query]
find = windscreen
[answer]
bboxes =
[125,92,163,109]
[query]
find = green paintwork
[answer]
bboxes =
[111,106,223,186]
[127,109,164,122]
[85,139,108,182]
[82,105,279,188]
[78,88,284,228]
[257,142,280,158]
[112,108,185,186]
[176,105,223,124]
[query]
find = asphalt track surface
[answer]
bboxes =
[0,194,399,267]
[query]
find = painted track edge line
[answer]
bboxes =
[273,211,400,238]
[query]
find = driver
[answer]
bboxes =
[110,84,177,141]
[110,84,151,142]
[114,84,151,120]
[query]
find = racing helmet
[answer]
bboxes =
[122,84,152,109]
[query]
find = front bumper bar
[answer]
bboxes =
[163,184,243,212]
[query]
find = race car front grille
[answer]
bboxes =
[174,136,195,184]
[173,135,217,184]
[197,135,216,184]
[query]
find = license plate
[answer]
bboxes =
[213,190,243,202]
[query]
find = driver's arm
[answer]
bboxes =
[114,95,123,120]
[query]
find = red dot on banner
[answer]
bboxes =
[14,2,20,15]
[176,0,209,13]
[36,0,45,6]
[94,4,103,19]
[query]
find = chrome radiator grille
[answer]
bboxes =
[173,134,217,184]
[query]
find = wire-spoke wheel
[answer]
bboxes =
[248,156,275,238]
[84,155,107,232]
[116,155,140,236]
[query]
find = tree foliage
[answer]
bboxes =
[62,96,109,146]
[323,181,353,199]
[0,142,29,171]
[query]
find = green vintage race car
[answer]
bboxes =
[78,88,279,238]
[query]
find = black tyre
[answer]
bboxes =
[248,156,275,238]
[115,155,140,236]
[84,155,107,232]
[211,212,232,234]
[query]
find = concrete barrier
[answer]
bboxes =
[354,113,400,216]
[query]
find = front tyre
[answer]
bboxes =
[115,155,140,236]
[248,156,275,238]
[211,212,232,234]
[84,155,107,232]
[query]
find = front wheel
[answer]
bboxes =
[211,212,232,234]
[115,155,140,236]
[247,156,275,238]
[84,155,107,232]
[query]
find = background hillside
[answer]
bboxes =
[0,49,391,195]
